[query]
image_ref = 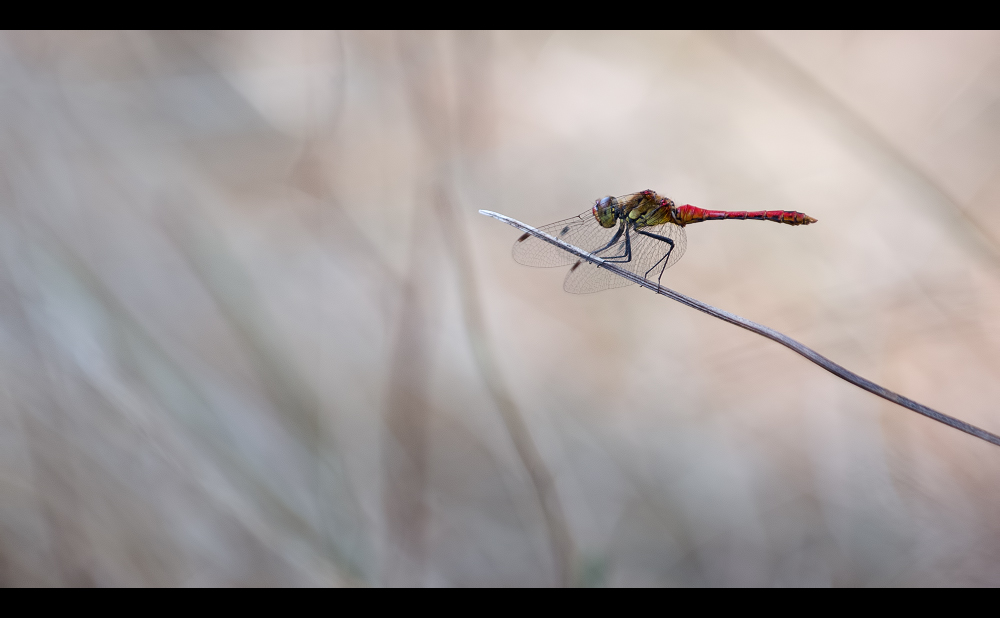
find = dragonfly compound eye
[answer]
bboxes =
[592,196,619,228]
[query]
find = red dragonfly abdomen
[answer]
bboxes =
[673,204,817,227]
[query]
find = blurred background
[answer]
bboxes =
[2,31,1000,586]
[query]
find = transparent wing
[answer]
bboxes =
[563,222,687,294]
[512,211,624,268]
[619,222,687,281]
[563,259,635,294]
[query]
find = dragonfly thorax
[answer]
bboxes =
[592,191,680,229]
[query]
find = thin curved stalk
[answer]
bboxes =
[442,194,575,587]
[480,210,1000,450]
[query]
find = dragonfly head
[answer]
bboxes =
[592,196,620,228]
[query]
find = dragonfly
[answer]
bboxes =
[512,190,817,293]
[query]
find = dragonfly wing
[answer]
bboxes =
[512,211,687,293]
[562,226,634,294]
[563,222,687,293]
[622,223,687,281]
[512,211,621,268]
[563,259,635,294]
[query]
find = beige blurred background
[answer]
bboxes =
[2,31,1000,586]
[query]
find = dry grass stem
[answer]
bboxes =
[481,209,1000,450]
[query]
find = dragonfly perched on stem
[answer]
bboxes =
[512,190,817,293]
[487,207,1000,449]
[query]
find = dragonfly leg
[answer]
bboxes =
[591,221,625,256]
[644,252,670,282]
[634,228,676,287]
[594,221,633,263]
[604,226,634,263]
